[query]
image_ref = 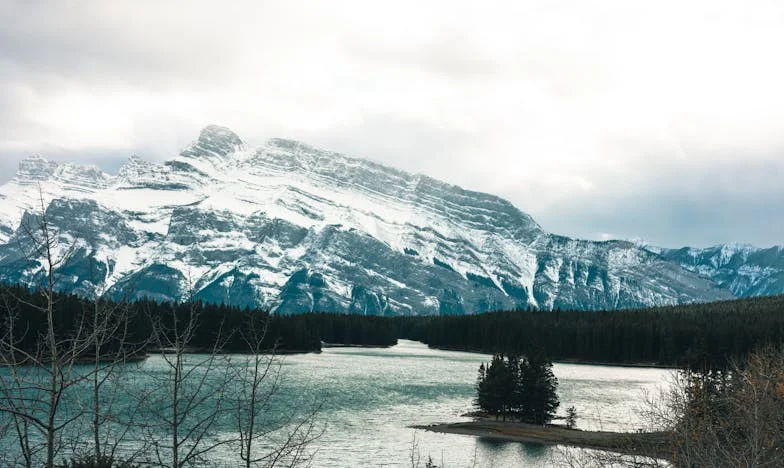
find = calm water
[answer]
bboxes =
[256,340,672,467]
[0,340,673,467]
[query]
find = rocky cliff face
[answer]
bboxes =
[0,126,745,314]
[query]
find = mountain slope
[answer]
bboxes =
[0,125,734,314]
[658,244,784,298]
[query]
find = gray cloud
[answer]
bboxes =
[515,156,784,247]
[0,2,240,87]
[1,0,783,248]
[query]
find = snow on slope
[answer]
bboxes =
[658,243,784,298]
[0,125,735,314]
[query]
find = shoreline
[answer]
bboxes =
[412,420,672,460]
[321,343,391,349]
[147,347,322,355]
[552,358,680,370]
[426,345,681,369]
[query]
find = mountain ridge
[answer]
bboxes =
[0,125,776,314]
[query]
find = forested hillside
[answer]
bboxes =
[2,284,782,368]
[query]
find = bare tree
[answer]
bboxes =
[550,446,666,468]
[638,347,784,468]
[0,188,148,467]
[231,312,320,468]
[0,291,39,467]
[139,298,236,468]
[75,275,149,465]
[0,188,94,467]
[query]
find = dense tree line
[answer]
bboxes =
[396,295,784,370]
[0,285,398,356]
[4,284,784,369]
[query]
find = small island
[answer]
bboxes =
[415,352,675,462]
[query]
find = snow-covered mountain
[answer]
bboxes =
[0,125,742,314]
[657,244,784,298]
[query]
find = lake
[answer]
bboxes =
[0,340,673,467]
[254,340,672,467]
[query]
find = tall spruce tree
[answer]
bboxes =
[475,354,514,419]
[517,352,559,424]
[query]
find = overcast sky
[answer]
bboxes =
[1,0,783,248]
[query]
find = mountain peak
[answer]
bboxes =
[119,154,147,169]
[199,125,243,145]
[15,154,59,183]
[53,162,112,190]
[181,125,244,159]
[719,242,756,252]
[118,154,156,180]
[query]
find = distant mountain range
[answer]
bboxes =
[0,125,779,314]
[656,244,784,298]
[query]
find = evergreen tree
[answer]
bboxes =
[517,352,560,424]
[475,354,514,419]
[565,406,578,429]
[475,352,559,423]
